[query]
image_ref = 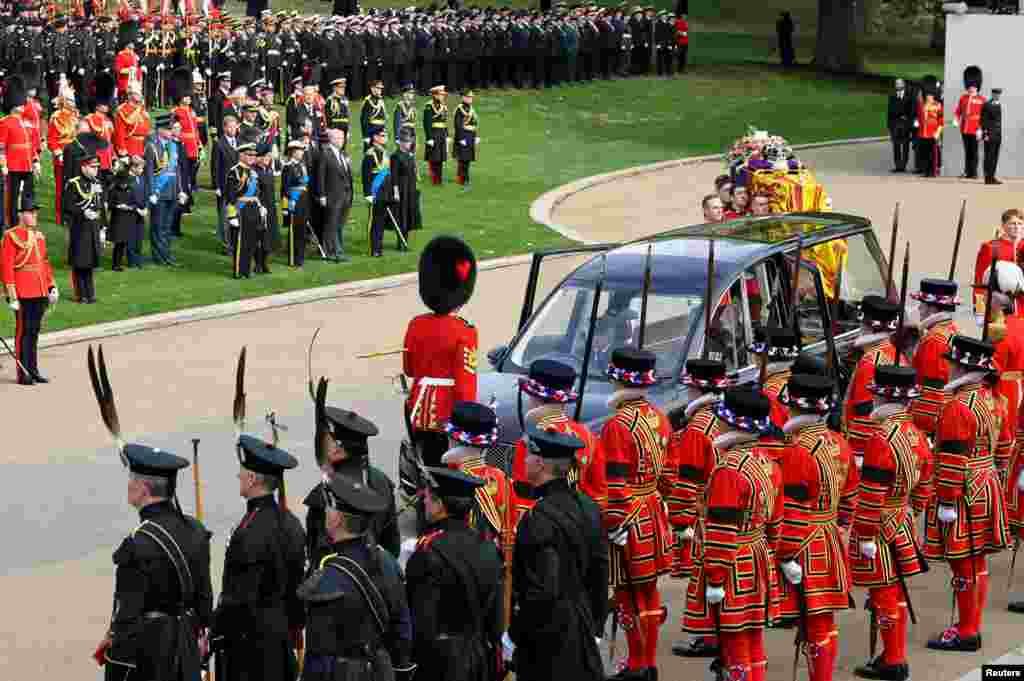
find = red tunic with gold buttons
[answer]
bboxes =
[955,93,986,135]
[1008,443,1024,540]
[845,338,901,457]
[601,395,674,586]
[974,238,1024,316]
[918,100,943,140]
[83,111,115,170]
[403,313,478,432]
[664,395,728,579]
[683,437,782,633]
[446,450,512,547]
[23,98,42,155]
[173,104,202,160]
[510,410,606,525]
[993,316,1024,465]
[0,112,38,172]
[115,48,141,95]
[2,225,55,299]
[113,102,151,158]
[777,421,859,616]
[849,411,933,587]
[911,317,959,438]
[924,382,1012,561]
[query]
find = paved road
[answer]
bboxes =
[4,140,1023,679]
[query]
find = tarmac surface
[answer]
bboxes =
[3,140,1023,679]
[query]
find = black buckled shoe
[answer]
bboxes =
[30,372,49,384]
[926,628,981,651]
[606,668,655,681]
[1008,600,1024,613]
[854,656,909,680]
[671,637,719,657]
[17,375,35,386]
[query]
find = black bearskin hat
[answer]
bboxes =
[231,59,255,92]
[169,67,191,104]
[3,76,25,114]
[963,65,982,91]
[418,236,477,314]
[94,71,115,109]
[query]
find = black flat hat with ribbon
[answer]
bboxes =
[860,295,900,330]
[868,365,920,400]
[525,422,584,460]
[519,358,578,403]
[911,278,959,310]
[778,374,834,414]
[324,407,379,443]
[423,466,485,498]
[714,387,772,433]
[445,400,499,447]
[749,325,801,359]
[607,347,658,385]
[680,358,729,391]
[943,334,997,372]
[124,443,190,478]
[323,475,390,515]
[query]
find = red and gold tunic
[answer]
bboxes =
[0,112,38,172]
[601,394,673,586]
[844,337,900,458]
[993,315,1024,464]
[973,238,1024,317]
[510,410,606,525]
[113,102,151,158]
[955,93,986,135]
[1008,445,1024,539]
[46,107,78,162]
[777,421,859,616]
[445,450,511,547]
[23,98,42,155]
[83,111,115,171]
[114,47,141,94]
[849,411,933,588]
[2,225,55,300]
[918,100,943,140]
[402,313,478,432]
[664,395,728,579]
[174,104,202,160]
[911,316,959,438]
[683,437,782,633]
[924,382,1012,561]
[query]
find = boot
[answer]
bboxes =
[1009,599,1024,613]
[854,656,909,681]
[671,636,718,657]
[926,627,981,651]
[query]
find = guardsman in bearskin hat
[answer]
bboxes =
[170,68,202,216]
[510,358,606,525]
[601,347,673,680]
[910,278,961,439]
[85,72,117,187]
[47,82,79,224]
[776,373,858,681]
[86,346,213,680]
[0,75,40,229]
[682,387,781,681]
[923,335,1012,650]
[115,20,142,98]
[844,295,902,465]
[504,425,610,681]
[974,209,1024,318]
[297,475,417,681]
[2,197,57,385]
[209,352,306,681]
[403,235,479,466]
[360,79,388,153]
[423,84,448,184]
[453,89,479,189]
[849,365,933,680]
[668,358,731,659]
[954,65,986,180]
[405,466,502,680]
[304,376,400,570]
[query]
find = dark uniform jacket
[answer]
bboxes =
[453,103,477,162]
[509,478,609,681]
[390,148,420,234]
[325,93,351,133]
[63,174,103,269]
[105,500,213,681]
[887,91,916,136]
[423,100,448,162]
[405,517,503,681]
[212,494,306,681]
[298,538,415,681]
[304,460,400,570]
[360,96,388,143]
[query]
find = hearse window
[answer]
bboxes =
[706,278,752,372]
[838,233,888,334]
[746,261,787,331]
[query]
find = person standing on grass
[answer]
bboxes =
[777,11,795,67]
[317,126,354,263]
[65,155,104,304]
[282,140,311,268]
[144,114,188,268]
[213,115,241,256]
[674,14,689,73]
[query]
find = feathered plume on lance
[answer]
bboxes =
[88,345,127,466]
[234,346,247,442]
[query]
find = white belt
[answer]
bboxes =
[409,376,456,428]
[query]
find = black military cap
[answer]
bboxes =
[868,365,920,400]
[859,295,900,330]
[607,347,658,385]
[237,434,299,475]
[401,81,415,92]
[324,407,379,443]
[680,358,729,391]
[125,443,189,478]
[911,278,960,309]
[749,325,800,359]
[423,466,485,498]
[369,124,386,138]
[944,335,997,372]
[525,423,584,460]
[714,388,772,433]
[778,374,834,414]
[519,358,578,403]
[323,475,389,514]
[445,401,499,447]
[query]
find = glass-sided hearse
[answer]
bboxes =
[476,212,891,469]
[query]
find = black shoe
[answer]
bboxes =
[986,178,1003,185]
[605,668,653,681]
[112,266,124,272]
[337,254,351,263]
[85,298,97,304]
[671,636,719,657]
[30,372,49,384]
[855,656,909,680]
[17,375,35,386]
[927,628,981,651]
[1008,600,1024,612]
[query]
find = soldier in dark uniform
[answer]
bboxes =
[65,155,104,303]
[297,475,417,681]
[363,125,396,257]
[325,75,351,146]
[393,83,418,155]
[305,378,401,572]
[405,466,503,681]
[453,90,478,189]
[224,141,262,278]
[281,139,311,267]
[504,425,609,681]
[423,84,448,185]
[360,79,388,152]
[87,353,214,681]
[982,87,1003,185]
[210,433,306,681]
[391,129,421,238]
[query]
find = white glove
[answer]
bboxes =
[1018,470,1024,492]
[32,160,40,175]
[363,138,370,145]
[78,68,84,75]
[705,586,725,604]
[136,208,147,217]
[178,192,188,205]
[215,189,222,197]
[228,217,239,228]
[860,541,877,560]
[141,65,147,73]
[976,129,983,140]
[427,139,435,146]
[938,505,957,524]
[594,637,602,646]
[116,203,131,210]
[952,118,959,128]
[459,139,467,146]
[8,298,19,312]
[100,227,107,245]
[149,195,158,206]
[608,526,629,547]
[501,632,515,662]
[677,526,695,541]
[48,288,58,305]
[319,196,327,207]
[854,455,864,469]
[365,195,374,204]
[84,209,99,220]
[477,137,482,143]
[976,313,986,327]
[913,119,919,128]
[1,165,8,175]
[781,560,803,585]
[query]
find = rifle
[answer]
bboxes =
[949,199,966,280]
[887,203,900,299]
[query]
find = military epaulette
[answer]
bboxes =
[454,314,474,328]
[318,551,339,569]
[416,528,444,550]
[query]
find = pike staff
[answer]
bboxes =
[887,203,900,299]
[949,199,966,281]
